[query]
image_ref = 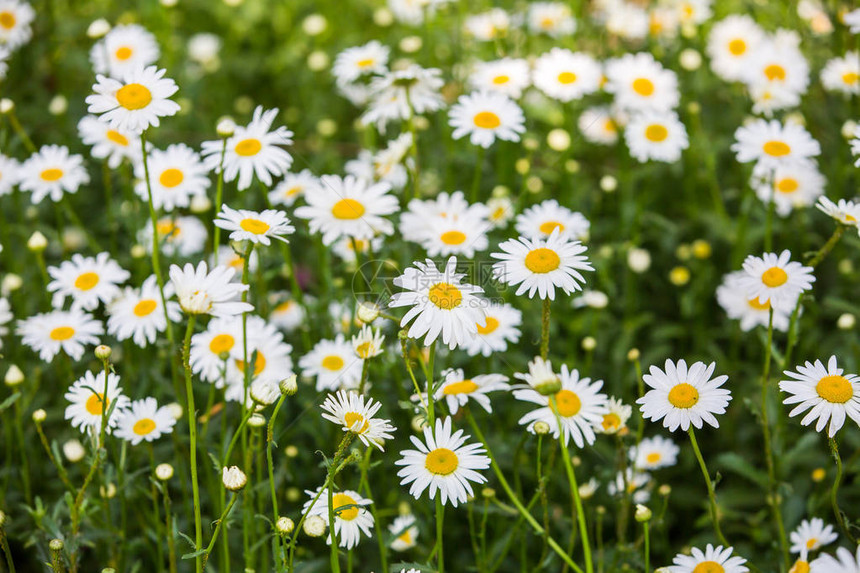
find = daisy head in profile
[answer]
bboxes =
[86,65,180,134]
[320,390,396,451]
[168,262,253,318]
[779,356,860,438]
[214,205,294,246]
[637,358,731,432]
[388,514,419,552]
[434,368,510,415]
[448,90,525,149]
[816,196,860,228]
[738,250,815,310]
[461,301,522,358]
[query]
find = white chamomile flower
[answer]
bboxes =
[201,106,293,190]
[514,364,608,448]
[299,335,364,391]
[706,15,766,82]
[0,44,8,80]
[816,196,860,227]
[361,65,445,131]
[395,416,490,507]
[608,469,652,503]
[434,368,509,414]
[461,301,521,357]
[222,316,293,399]
[107,275,181,347]
[190,317,242,383]
[294,174,398,246]
[134,143,211,212]
[267,293,305,332]
[515,199,590,241]
[630,435,680,470]
[168,261,253,317]
[668,544,749,573]
[373,133,414,189]
[625,111,689,163]
[596,396,632,435]
[399,190,488,243]
[810,545,860,572]
[492,229,594,300]
[638,359,732,432]
[846,9,860,33]
[449,91,525,149]
[780,356,860,438]
[302,488,374,549]
[47,252,130,311]
[743,33,810,100]
[604,2,649,40]
[464,8,510,41]
[139,216,208,257]
[114,397,176,445]
[469,58,531,99]
[90,24,159,79]
[77,115,140,169]
[752,161,826,217]
[487,196,515,228]
[17,309,104,361]
[389,514,419,551]
[732,118,821,169]
[320,390,396,450]
[821,52,860,95]
[352,325,385,359]
[533,49,601,102]
[389,256,487,349]
[417,210,490,258]
[790,518,838,555]
[578,106,620,145]
[214,205,294,246]
[528,2,576,37]
[605,52,680,112]
[332,40,389,85]
[19,145,90,204]
[64,370,129,434]
[268,169,321,207]
[716,271,791,332]
[0,0,34,50]
[0,153,19,197]
[86,65,180,135]
[0,297,11,344]
[739,250,815,309]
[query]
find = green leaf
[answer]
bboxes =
[715,452,768,490]
[0,392,21,411]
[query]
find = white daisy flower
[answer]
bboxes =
[320,390,396,450]
[532,48,602,102]
[676,0,711,26]
[389,256,487,350]
[527,2,576,37]
[487,196,515,228]
[373,133,414,190]
[86,65,180,135]
[434,368,510,414]
[395,416,490,507]
[389,514,419,551]
[268,169,322,207]
[17,309,103,362]
[90,24,159,79]
[134,143,211,212]
[604,2,649,40]
[64,370,129,434]
[399,190,488,243]
[416,210,490,258]
[19,145,90,204]
[739,250,815,309]
[190,316,243,384]
[607,469,651,503]
[361,65,445,131]
[648,6,680,41]
[751,161,826,217]
[821,52,860,95]
[139,216,208,257]
[668,544,749,573]
[638,358,732,432]
[187,33,221,70]
[578,106,620,146]
[294,174,398,246]
[0,153,19,197]
[449,91,525,149]
[790,518,838,555]
[213,245,259,277]
[630,435,680,470]
[168,261,253,317]
[47,252,130,311]
[332,40,389,85]
[222,316,293,398]
[106,275,181,347]
[624,110,689,163]
[595,396,633,435]
[461,301,522,357]
[201,106,293,191]
[0,45,8,80]
[716,271,791,332]
[514,364,609,448]
[516,199,590,241]
[214,205,294,246]
[846,9,860,34]
[352,325,385,359]
[816,196,860,227]
[77,115,140,169]
[331,234,383,263]
[605,52,680,112]
[267,293,305,332]
[780,356,860,438]
[492,229,594,300]
[513,356,559,395]
[0,0,34,50]
[114,397,176,445]
[732,119,821,169]
[302,488,374,549]
[469,58,531,99]
[299,334,364,391]
[810,545,860,573]
[464,8,510,41]
[743,33,810,99]
[748,82,802,118]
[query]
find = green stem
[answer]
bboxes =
[642,520,650,573]
[268,393,289,570]
[540,298,551,360]
[687,427,729,547]
[471,146,485,203]
[202,494,239,571]
[0,527,15,573]
[435,496,445,573]
[181,316,203,573]
[163,482,178,573]
[828,437,857,544]
[212,138,228,263]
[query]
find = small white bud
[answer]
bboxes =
[49,538,63,551]
[307,50,329,72]
[250,380,280,406]
[302,14,327,36]
[130,244,147,259]
[275,516,294,535]
[95,345,112,361]
[679,49,702,71]
[248,413,266,428]
[581,336,596,351]
[100,483,117,499]
[32,409,47,424]
[222,466,247,491]
[166,402,184,420]
[0,99,14,114]
[356,301,381,324]
[63,439,85,463]
[599,175,618,192]
[634,504,652,522]
[27,231,47,252]
[216,117,236,137]
[837,313,855,330]
[547,128,571,152]
[627,248,651,273]
[48,95,68,116]
[2,273,23,294]
[5,365,24,387]
[533,421,551,435]
[87,18,111,38]
[190,195,211,214]
[399,36,422,53]
[155,463,174,481]
[279,375,298,396]
[303,514,326,537]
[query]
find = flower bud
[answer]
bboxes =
[533,421,551,435]
[627,248,651,273]
[63,439,85,462]
[658,484,671,496]
[32,409,47,424]
[87,18,111,38]
[155,463,174,481]
[222,466,247,491]
[95,345,112,361]
[285,445,299,458]
[275,516,295,535]
[190,195,211,213]
[599,175,618,192]
[27,231,47,252]
[100,483,117,499]
[49,538,64,551]
[2,273,23,294]
[581,337,596,351]
[5,365,24,387]
[811,468,826,482]
[634,504,652,522]
[250,380,280,406]
[481,487,496,499]
[279,374,298,396]
[627,348,640,361]
[49,95,68,116]
[356,301,381,324]
[248,413,266,428]
[837,313,855,330]
[0,510,5,528]
[130,244,147,259]
[216,117,236,137]
[303,514,326,537]
[0,98,14,114]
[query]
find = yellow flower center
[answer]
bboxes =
[397,530,413,544]
[492,74,510,85]
[806,538,818,549]
[50,326,75,341]
[332,492,360,521]
[284,185,302,197]
[477,316,499,335]
[473,111,501,129]
[790,560,810,573]
[763,140,791,157]
[133,418,156,435]
[692,562,725,573]
[85,393,109,416]
[425,447,459,475]
[776,178,799,193]
[539,221,564,234]
[646,452,661,464]
[551,389,582,417]
[40,168,64,182]
[747,297,771,310]
[75,272,100,291]
[234,138,262,156]
[761,266,788,287]
[344,412,370,433]
[491,206,507,220]
[440,230,466,245]
[116,83,153,110]
[644,124,668,142]
[97,133,126,153]
[667,383,699,409]
[604,119,617,133]
[115,46,133,61]
[764,64,787,81]
[728,38,747,55]
[601,413,621,431]
[557,71,577,85]
[159,168,184,188]
[443,379,479,395]
[275,300,294,312]
[0,11,15,29]
[355,341,373,358]
[239,218,271,234]
[157,220,179,238]
[632,78,655,96]
[816,375,853,404]
[540,17,555,29]
[843,72,859,85]
[357,58,375,68]
[524,247,561,274]
[322,355,345,371]
[428,282,463,310]
[331,198,365,220]
[235,352,267,376]
[208,334,235,355]
[133,299,158,317]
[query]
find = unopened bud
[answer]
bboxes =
[49,538,64,551]
[279,375,298,396]
[248,413,266,427]
[303,514,326,537]
[222,466,247,491]
[5,365,24,387]
[155,463,174,481]
[27,231,47,252]
[627,348,640,361]
[0,99,14,114]
[216,117,236,137]
[356,301,381,323]
[95,345,112,361]
[533,421,551,435]
[63,439,85,462]
[32,409,47,423]
[276,516,294,535]
[634,504,652,522]
[87,18,111,38]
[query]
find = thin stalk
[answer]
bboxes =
[828,437,857,544]
[471,146,485,203]
[0,526,15,573]
[540,298,551,360]
[642,520,650,573]
[202,494,239,571]
[163,482,178,573]
[181,316,203,573]
[687,427,729,547]
[212,138,228,263]
[435,497,446,573]
[34,421,75,493]
[268,393,289,570]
